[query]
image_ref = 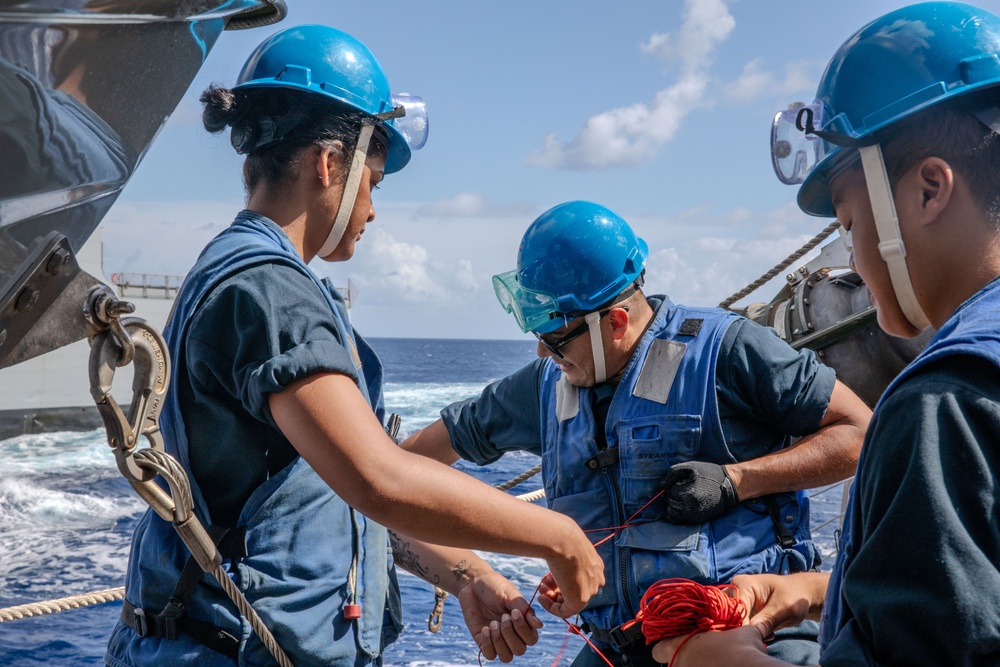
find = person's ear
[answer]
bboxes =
[912,157,954,225]
[316,142,345,187]
[607,307,630,341]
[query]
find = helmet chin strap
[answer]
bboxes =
[585,311,607,384]
[316,120,376,259]
[858,144,932,331]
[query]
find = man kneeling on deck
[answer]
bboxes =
[402,200,871,666]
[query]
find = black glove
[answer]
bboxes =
[661,461,739,524]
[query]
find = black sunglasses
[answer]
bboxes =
[533,306,628,359]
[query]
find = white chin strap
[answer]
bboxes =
[316,121,376,259]
[585,311,607,384]
[858,144,931,331]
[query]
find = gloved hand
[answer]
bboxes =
[662,461,738,524]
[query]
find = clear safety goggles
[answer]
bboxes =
[493,270,564,333]
[771,100,830,185]
[391,93,428,150]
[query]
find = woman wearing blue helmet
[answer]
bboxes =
[105,25,603,667]
[654,3,1000,666]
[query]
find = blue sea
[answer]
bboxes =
[0,338,846,666]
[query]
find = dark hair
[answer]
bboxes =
[881,90,1000,228]
[200,84,387,193]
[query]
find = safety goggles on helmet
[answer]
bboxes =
[771,101,830,185]
[533,306,628,359]
[493,270,563,333]
[391,93,428,151]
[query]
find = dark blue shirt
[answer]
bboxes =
[821,355,1000,665]
[442,313,835,465]
[180,262,358,526]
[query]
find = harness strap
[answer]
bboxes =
[763,496,798,549]
[120,599,240,660]
[584,447,620,471]
[121,525,247,659]
[583,620,645,650]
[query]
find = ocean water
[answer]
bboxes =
[0,338,845,666]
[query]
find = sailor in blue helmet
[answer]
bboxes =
[650,3,1000,666]
[402,201,872,666]
[105,25,606,667]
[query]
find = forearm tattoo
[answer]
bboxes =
[452,558,471,583]
[388,531,438,584]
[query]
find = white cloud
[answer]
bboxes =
[724,58,819,105]
[641,0,736,72]
[528,0,735,170]
[347,229,479,304]
[638,202,828,308]
[414,193,538,219]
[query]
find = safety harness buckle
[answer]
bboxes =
[159,598,185,641]
[584,620,645,650]
[608,621,644,650]
[132,607,148,638]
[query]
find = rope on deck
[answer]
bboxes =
[495,464,542,492]
[0,587,125,622]
[718,221,842,309]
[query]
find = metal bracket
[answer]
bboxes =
[0,233,81,368]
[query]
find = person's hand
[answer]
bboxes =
[651,625,768,666]
[662,461,738,524]
[458,569,544,662]
[538,519,605,617]
[730,573,826,638]
[535,572,561,610]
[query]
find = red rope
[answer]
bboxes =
[621,578,746,666]
[476,490,676,667]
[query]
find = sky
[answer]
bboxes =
[101,0,1000,339]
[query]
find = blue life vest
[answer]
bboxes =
[106,212,401,667]
[539,297,819,634]
[820,278,1000,658]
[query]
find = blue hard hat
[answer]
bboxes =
[773,2,1000,217]
[493,201,648,334]
[233,25,427,174]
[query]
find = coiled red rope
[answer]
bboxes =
[475,492,747,667]
[622,577,746,665]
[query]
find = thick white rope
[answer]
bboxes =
[0,588,125,622]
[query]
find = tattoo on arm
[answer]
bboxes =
[388,531,439,584]
[452,558,470,583]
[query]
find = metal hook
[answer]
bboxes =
[428,587,448,633]
[89,318,171,515]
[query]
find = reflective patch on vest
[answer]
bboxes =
[633,339,687,404]
[555,376,580,422]
[348,335,362,370]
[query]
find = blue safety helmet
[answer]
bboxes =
[233,24,428,174]
[493,201,648,334]
[770,2,1000,217]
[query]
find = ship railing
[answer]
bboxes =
[111,272,183,300]
[108,274,356,307]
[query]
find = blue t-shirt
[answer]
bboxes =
[180,262,359,526]
[442,315,835,465]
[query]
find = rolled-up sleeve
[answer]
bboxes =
[440,358,547,464]
[186,263,357,429]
